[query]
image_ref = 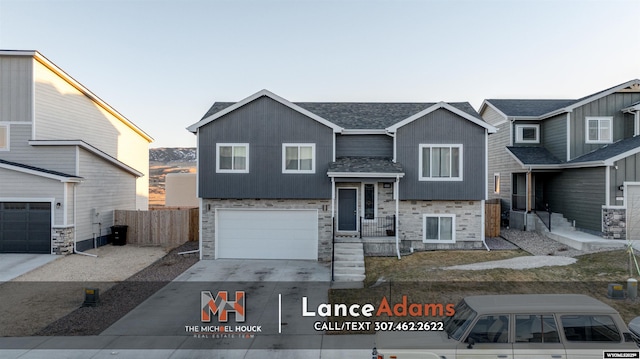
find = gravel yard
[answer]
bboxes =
[0,242,198,337]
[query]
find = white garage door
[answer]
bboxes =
[216,209,318,260]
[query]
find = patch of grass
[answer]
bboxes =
[330,249,640,330]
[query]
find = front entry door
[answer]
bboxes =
[338,188,357,231]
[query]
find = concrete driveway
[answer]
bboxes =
[0,260,375,358]
[98,259,375,353]
[0,254,59,282]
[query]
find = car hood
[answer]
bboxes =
[375,330,458,350]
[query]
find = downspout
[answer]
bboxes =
[395,175,400,259]
[481,199,490,251]
[482,129,490,251]
[73,182,97,258]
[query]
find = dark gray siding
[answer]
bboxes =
[198,96,333,199]
[396,108,486,200]
[336,134,392,158]
[570,92,640,160]
[542,113,567,161]
[611,153,640,205]
[546,167,605,233]
[511,120,541,148]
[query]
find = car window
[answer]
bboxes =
[444,300,477,341]
[561,315,621,342]
[515,314,560,343]
[467,315,509,343]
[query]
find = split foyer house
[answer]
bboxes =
[481,79,640,240]
[0,50,153,254]
[188,90,496,261]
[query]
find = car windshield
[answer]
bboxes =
[443,299,477,341]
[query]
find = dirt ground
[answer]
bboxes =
[0,245,167,337]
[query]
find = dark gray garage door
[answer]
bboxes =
[0,202,51,253]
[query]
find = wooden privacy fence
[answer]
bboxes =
[114,207,198,246]
[485,198,501,238]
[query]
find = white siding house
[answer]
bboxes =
[0,50,152,254]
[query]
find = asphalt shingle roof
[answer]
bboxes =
[568,135,640,163]
[201,98,483,130]
[487,99,576,117]
[328,157,404,174]
[0,158,82,179]
[506,147,562,165]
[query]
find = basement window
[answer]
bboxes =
[423,214,455,243]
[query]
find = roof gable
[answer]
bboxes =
[0,50,153,143]
[386,102,497,133]
[187,89,344,133]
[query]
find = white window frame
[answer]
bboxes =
[361,182,378,221]
[282,143,315,174]
[419,144,463,181]
[422,214,456,243]
[494,173,500,194]
[216,143,249,173]
[585,117,613,144]
[515,124,540,143]
[0,124,9,151]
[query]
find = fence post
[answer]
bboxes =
[359,217,363,238]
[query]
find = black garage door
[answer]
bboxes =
[0,202,51,253]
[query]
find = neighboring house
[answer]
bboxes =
[187,90,496,261]
[481,79,640,240]
[165,172,198,207]
[0,50,153,254]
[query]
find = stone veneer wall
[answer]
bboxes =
[52,226,74,254]
[602,207,626,240]
[201,199,333,261]
[398,200,484,251]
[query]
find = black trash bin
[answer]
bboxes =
[111,225,128,246]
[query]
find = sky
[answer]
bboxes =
[1,0,639,148]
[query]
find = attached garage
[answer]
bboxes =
[0,202,52,254]
[216,209,318,260]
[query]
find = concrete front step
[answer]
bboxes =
[333,242,365,284]
[334,242,364,249]
[543,230,627,251]
[334,260,364,268]
[333,273,366,282]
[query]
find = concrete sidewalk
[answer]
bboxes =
[0,254,59,282]
[0,335,376,358]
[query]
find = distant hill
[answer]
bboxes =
[149,147,196,163]
[149,148,197,207]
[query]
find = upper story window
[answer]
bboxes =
[282,143,315,173]
[585,117,612,144]
[419,144,463,181]
[0,124,8,151]
[515,124,540,143]
[216,143,249,173]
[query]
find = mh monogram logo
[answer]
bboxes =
[201,290,245,322]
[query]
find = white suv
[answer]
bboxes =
[373,294,639,359]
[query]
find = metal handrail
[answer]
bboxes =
[359,215,396,238]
